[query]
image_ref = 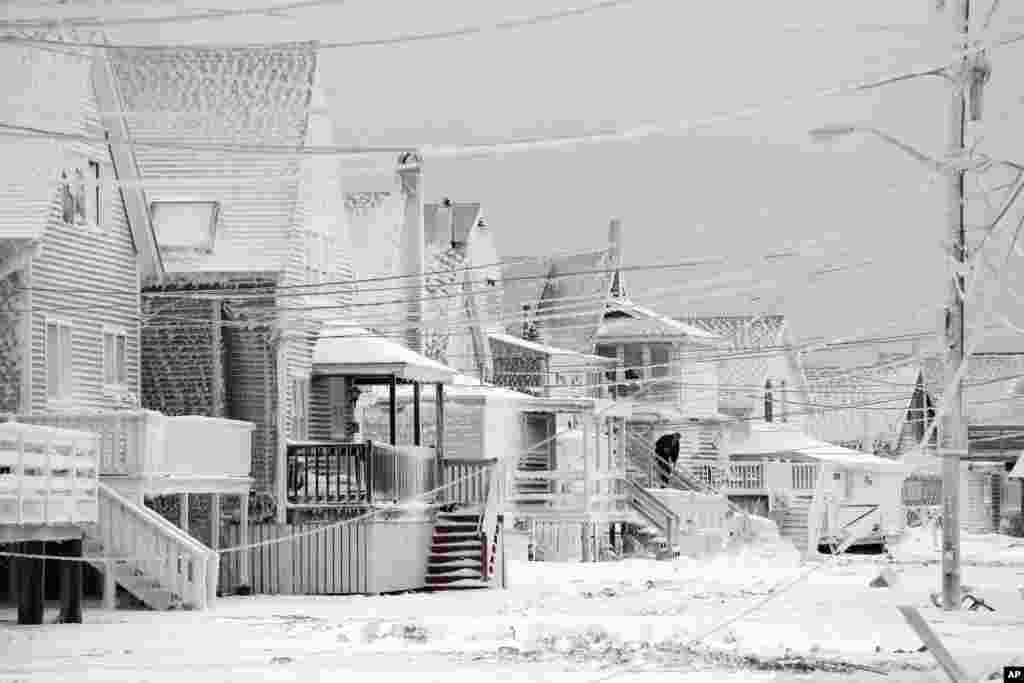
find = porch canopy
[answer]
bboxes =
[312,323,458,447]
[313,325,457,384]
[727,421,909,471]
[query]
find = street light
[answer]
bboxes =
[809,125,948,173]
[809,124,1023,175]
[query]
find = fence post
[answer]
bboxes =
[207,550,220,607]
[365,440,374,506]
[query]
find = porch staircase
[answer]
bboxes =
[780,494,815,555]
[514,439,553,508]
[426,507,489,591]
[88,482,218,610]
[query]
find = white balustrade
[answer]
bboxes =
[0,422,99,527]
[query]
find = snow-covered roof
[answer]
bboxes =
[489,332,616,363]
[0,43,93,241]
[803,358,920,448]
[921,352,1024,426]
[1009,453,1024,479]
[727,421,908,470]
[313,325,457,384]
[597,300,720,344]
[108,43,318,274]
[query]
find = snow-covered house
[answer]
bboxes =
[724,421,911,553]
[1,39,255,614]
[679,315,811,428]
[108,44,349,514]
[802,355,922,456]
[911,352,1024,532]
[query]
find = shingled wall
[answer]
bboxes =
[0,270,24,413]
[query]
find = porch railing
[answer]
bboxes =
[439,457,496,507]
[285,441,439,507]
[791,463,818,491]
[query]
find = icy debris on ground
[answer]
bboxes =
[890,526,1024,565]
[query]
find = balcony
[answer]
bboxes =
[0,422,100,542]
[11,410,253,500]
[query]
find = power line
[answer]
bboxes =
[0,0,641,37]
[4,30,1023,163]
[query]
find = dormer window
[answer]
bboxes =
[764,379,774,423]
[150,200,220,254]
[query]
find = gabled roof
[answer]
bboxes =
[108,43,318,274]
[489,331,616,363]
[920,352,1024,426]
[0,42,93,241]
[803,357,921,447]
[598,299,719,344]
[536,249,614,353]
[728,421,909,470]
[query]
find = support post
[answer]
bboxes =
[388,375,398,446]
[210,494,222,552]
[435,383,445,488]
[239,493,250,589]
[941,0,970,612]
[59,537,83,624]
[102,560,116,610]
[178,493,189,534]
[18,541,45,625]
[412,382,422,446]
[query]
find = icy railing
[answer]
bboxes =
[0,422,99,527]
[96,481,216,610]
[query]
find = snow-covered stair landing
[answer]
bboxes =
[426,508,489,591]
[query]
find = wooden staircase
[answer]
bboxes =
[426,508,489,590]
[89,482,217,610]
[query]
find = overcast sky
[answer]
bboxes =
[9,0,1024,359]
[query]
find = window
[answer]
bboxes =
[103,327,128,386]
[46,320,74,401]
[86,160,101,226]
[291,377,310,440]
[60,164,100,227]
[764,380,774,422]
[150,200,220,253]
[779,379,788,422]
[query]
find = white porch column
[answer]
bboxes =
[238,493,250,588]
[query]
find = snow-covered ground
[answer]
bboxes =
[3,528,1024,682]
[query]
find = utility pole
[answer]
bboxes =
[940,0,970,611]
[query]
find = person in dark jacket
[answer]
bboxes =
[654,432,681,487]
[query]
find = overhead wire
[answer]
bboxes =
[4,28,1024,162]
[0,0,643,36]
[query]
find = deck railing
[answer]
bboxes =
[12,410,164,476]
[10,410,252,480]
[0,422,100,527]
